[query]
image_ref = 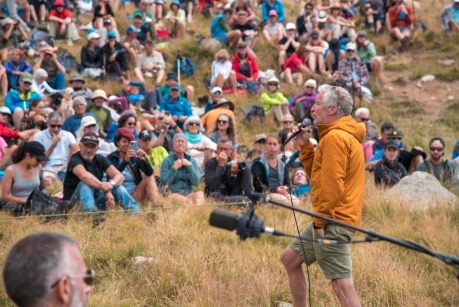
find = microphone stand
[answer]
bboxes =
[252,194,459,282]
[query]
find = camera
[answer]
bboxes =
[227,161,246,170]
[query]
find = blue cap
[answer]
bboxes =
[170,83,180,91]
[167,73,177,81]
[107,31,116,38]
[170,0,180,6]
[126,25,141,34]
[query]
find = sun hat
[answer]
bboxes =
[92,89,108,100]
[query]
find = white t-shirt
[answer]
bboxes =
[187,135,217,167]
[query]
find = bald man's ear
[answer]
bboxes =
[55,276,73,305]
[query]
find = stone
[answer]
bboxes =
[421,75,435,82]
[131,256,155,269]
[384,171,458,211]
[448,95,455,100]
[438,59,455,66]
[416,81,423,89]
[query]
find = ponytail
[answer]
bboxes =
[11,142,28,164]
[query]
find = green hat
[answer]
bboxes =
[386,127,404,139]
[133,11,143,19]
[107,31,116,38]
[20,73,33,83]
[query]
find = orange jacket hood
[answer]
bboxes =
[317,115,366,144]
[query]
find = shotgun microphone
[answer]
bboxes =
[283,118,312,146]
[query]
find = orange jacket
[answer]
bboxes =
[299,116,366,230]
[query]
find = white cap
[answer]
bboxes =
[108,95,118,100]
[267,76,280,84]
[285,22,296,30]
[81,116,97,127]
[1,18,15,27]
[211,87,223,94]
[454,0,459,3]
[87,32,101,40]
[304,79,317,88]
[346,42,356,51]
[0,106,11,115]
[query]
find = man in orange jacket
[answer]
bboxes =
[281,84,365,307]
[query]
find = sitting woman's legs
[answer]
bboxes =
[269,192,300,206]
[186,191,205,205]
[132,176,159,207]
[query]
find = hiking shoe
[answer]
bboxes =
[144,72,153,78]
[401,37,411,51]
[67,38,74,46]
[92,214,106,226]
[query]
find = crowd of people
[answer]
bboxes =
[0,0,456,228]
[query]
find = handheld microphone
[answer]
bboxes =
[283,118,312,146]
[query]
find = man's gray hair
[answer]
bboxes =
[73,95,87,106]
[3,232,77,307]
[318,84,353,118]
[218,136,233,147]
[355,107,369,117]
[48,111,64,122]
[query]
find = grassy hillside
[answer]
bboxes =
[0,0,459,305]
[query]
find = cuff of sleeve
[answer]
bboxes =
[300,143,314,151]
[313,218,326,229]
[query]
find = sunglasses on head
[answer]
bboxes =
[430,147,444,152]
[217,120,228,124]
[50,124,62,129]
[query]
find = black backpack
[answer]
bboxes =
[58,52,80,73]
[241,104,265,124]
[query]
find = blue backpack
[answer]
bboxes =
[174,55,195,76]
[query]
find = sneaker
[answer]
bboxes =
[67,38,74,46]
[144,72,153,78]
[187,14,192,23]
[92,214,106,226]
[79,22,94,30]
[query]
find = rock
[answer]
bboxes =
[384,171,458,211]
[131,256,155,269]
[421,75,435,82]
[448,95,455,100]
[431,96,436,100]
[416,81,423,89]
[438,59,455,66]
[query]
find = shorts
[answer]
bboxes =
[150,0,165,4]
[280,71,299,79]
[43,164,67,180]
[365,62,372,72]
[179,0,197,10]
[288,222,355,280]
[396,26,411,34]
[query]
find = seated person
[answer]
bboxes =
[289,79,318,120]
[33,111,79,186]
[160,73,194,105]
[251,134,299,206]
[138,129,169,167]
[133,0,158,40]
[0,106,38,143]
[417,137,458,187]
[20,98,49,131]
[131,11,152,45]
[93,0,116,30]
[31,69,60,101]
[278,114,295,149]
[5,49,33,89]
[159,83,192,130]
[338,42,370,91]
[152,112,182,153]
[231,42,259,92]
[208,113,238,160]
[246,133,266,161]
[105,111,139,142]
[123,25,143,65]
[232,0,256,25]
[204,87,224,114]
[278,23,300,71]
[0,2,30,32]
[87,90,112,137]
[179,0,196,23]
[261,0,285,22]
[62,96,95,137]
[211,8,242,49]
[233,11,258,51]
[70,74,93,105]
[205,137,252,201]
[354,107,378,162]
[374,140,407,187]
[63,132,142,217]
[96,18,121,48]
[296,3,316,39]
[325,38,346,76]
[75,116,116,156]
[364,0,384,34]
[306,32,328,75]
[81,32,104,80]
[386,0,413,49]
[30,0,49,23]
[356,30,383,85]
[281,47,312,86]
[440,0,459,33]
[262,10,286,45]
[183,116,217,168]
[1,142,48,212]
[160,133,205,205]
[0,19,28,63]
[367,127,425,174]
[325,3,355,40]
[102,31,130,81]
[5,73,42,129]
[211,49,237,95]
[372,122,403,154]
[201,98,235,135]
[33,46,66,91]
[261,77,291,122]
[48,0,80,46]
[107,128,159,207]
[134,40,165,87]
[291,168,310,197]
[165,0,186,38]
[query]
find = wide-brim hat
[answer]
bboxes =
[212,98,235,111]
[70,74,85,84]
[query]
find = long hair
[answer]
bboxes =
[212,113,237,142]
[29,99,44,112]
[117,112,137,128]
[11,142,28,164]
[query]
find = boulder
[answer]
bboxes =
[421,75,435,82]
[384,171,458,211]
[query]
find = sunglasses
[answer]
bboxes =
[126,122,136,126]
[188,122,200,126]
[287,29,295,31]
[213,91,222,95]
[23,82,31,85]
[218,57,227,61]
[86,124,97,128]
[50,124,62,128]
[0,112,9,117]
[268,83,278,86]
[347,50,355,53]
[430,147,444,152]
[283,121,293,124]
[391,137,402,140]
[217,120,228,124]
[51,269,95,288]
[305,86,315,89]
[238,46,246,49]
[360,118,369,122]
[312,37,319,40]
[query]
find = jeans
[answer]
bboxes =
[48,72,66,90]
[70,182,142,214]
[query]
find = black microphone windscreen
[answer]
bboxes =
[209,209,238,231]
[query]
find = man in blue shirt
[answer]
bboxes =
[261,0,285,22]
[62,96,96,137]
[440,0,459,32]
[159,83,192,129]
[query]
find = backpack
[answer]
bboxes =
[58,52,80,73]
[26,188,73,217]
[241,103,265,124]
[174,55,195,76]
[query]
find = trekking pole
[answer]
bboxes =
[177,52,181,86]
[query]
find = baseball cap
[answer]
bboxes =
[139,129,153,140]
[81,132,100,146]
[346,42,356,51]
[20,73,33,83]
[311,31,320,38]
[1,18,15,27]
[384,139,399,149]
[54,0,65,6]
[285,22,296,30]
[167,73,178,81]
[107,31,116,38]
[133,11,144,19]
[126,25,141,34]
[170,83,181,91]
[92,89,108,100]
[211,87,222,94]
[329,38,340,52]
[24,141,49,161]
[116,127,136,142]
[254,134,267,143]
[81,116,97,128]
[0,106,11,115]
[87,32,101,40]
[269,9,278,16]
[140,0,150,4]
[386,127,404,139]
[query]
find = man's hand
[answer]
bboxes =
[52,133,62,146]
[105,192,115,210]
[276,186,289,197]
[230,161,239,175]
[181,159,192,167]
[314,228,324,238]
[217,152,227,166]
[178,116,188,122]
[172,159,183,170]
[137,149,147,161]
[100,182,113,193]
[292,124,311,147]
[39,52,45,60]
[125,149,135,162]
[109,53,117,62]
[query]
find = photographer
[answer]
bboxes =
[205,137,252,202]
[0,18,29,62]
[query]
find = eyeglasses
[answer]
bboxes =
[0,112,9,117]
[50,124,62,129]
[359,117,370,122]
[268,83,277,86]
[347,50,355,53]
[218,147,232,151]
[51,269,95,288]
[305,86,315,89]
[213,91,222,95]
[217,120,228,124]
[283,121,293,124]
[238,46,246,49]
[188,122,200,126]
[430,147,444,152]
[126,122,136,126]
[86,124,97,128]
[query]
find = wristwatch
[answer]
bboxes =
[170,125,177,129]
[160,129,165,133]
[109,180,116,188]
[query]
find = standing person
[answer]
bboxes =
[356,30,382,86]
[281,84,364,307]
[374,139,407,187]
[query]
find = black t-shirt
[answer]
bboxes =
[239,58,251,78]
[233,23,255,40]
[279,37,300,57]
[63,152,112,200]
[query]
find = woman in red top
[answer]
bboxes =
[386,0,413,49]
[281,47,312,86]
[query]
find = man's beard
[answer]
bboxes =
[82,154,95,162]
[431,153,442,162]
